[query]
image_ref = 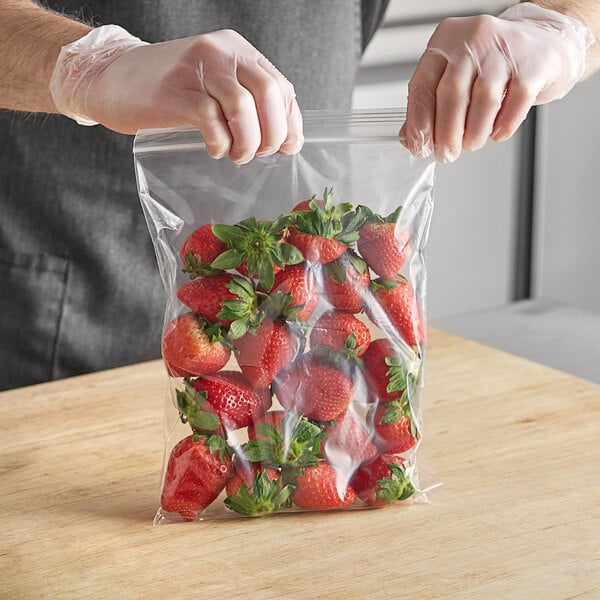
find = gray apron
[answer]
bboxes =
[0,1,388,390]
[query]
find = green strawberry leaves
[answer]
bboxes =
[241,414,325,470]
[324,250,368,284]
[290,188,368,246]
[224,470,293,516]
[217,275,264,339]
[182,251,222,279]
[375,462,416,503]
[211,217,303,291]
[379,398,420,440]
[385,354,419,395]
[176,379,222,433]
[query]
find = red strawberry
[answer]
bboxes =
[287,188,363,264]
[225,461,280,497]
[237,260,282,279]
[274,354,354,421]
[357,207,410,279]
[322,251,370,314]
[162,313,231,378]
[192,371,271,431]
[372,398,419,453]
[233,319,300,388]
[363,338,420,402]
[180,223,228,278]
[160,434,233,520]
[322,410,377,466]
[177,274,262,337]
[177,273,237,325]
[366,276,425,347]
[351,454,415,507]
[271,263,319,321]
[292,462,356,510]
[310,310,371,357]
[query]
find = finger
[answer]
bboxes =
[404,50,446,158]
[463,66,509,151]
[236,61,288,156]
[256,56,304,154]
[491,77,541,141]
[434,58,476,163]
[203,74,262,164]
[184,92,232,159]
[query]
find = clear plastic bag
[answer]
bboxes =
[133,109,437,523]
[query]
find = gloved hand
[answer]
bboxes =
[400,3,594,162]
[49,26,303,164]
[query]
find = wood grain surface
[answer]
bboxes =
[1,328,599,599]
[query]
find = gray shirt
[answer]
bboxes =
[0,0,388,390]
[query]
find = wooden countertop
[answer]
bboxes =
[1,328,599,599]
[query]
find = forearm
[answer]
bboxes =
[528,0,600,75]
[0,0,91,112]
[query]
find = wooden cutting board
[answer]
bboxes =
[1,328,599,599]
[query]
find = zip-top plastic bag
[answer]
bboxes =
[133,109,436,523]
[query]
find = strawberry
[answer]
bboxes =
[372,398,420,454]
[351,454,415,507]
[180,223,228,278]
[322,410,377,467]
[175,378,223,434]
[160,434,233,520]
[191,371,271,431]
[366,276,425,347]
[274,354,354,421]
[287,188,367,264]
[211,215,303,291]
[357,206,410,279]
[310,309,371,358]
[224,462,292,516]
[321,251,370,314]
[271,263,319,321]
[161,313,231,378]
[233,318,300,388]
[292,462,356,510]
[177,273,262,337]
[363,338,420,402]
[243,411,325,471]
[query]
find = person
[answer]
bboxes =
[0,0,597,391]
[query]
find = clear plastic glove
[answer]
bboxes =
[400,4,595,162]
[49,25,303,164]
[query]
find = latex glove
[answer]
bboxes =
[400,4,594,162]
[49,25,303,164]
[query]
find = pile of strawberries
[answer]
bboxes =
[160,189,424,520]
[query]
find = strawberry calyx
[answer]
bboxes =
[182,251,222,279]
[224,470,294,516]
[176,378,223,433]
[216,275,264,339]
[371,274,409,293]
[241,413,325,471]
[211,216,303,291]
[324,250,368,284]
[313,333,366,367]
[378,398,420,440]
[290,188,367,246]
[356,205,403,226]
[384,353,420,396]
[375,462,416,503]
[191,430,232,463]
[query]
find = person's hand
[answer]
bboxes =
[49,26,303,164]
[400,4,594,163]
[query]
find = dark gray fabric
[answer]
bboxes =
[0,1,388,390]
